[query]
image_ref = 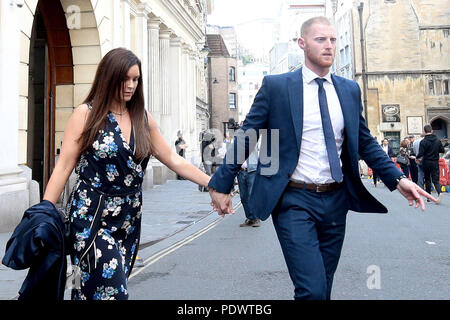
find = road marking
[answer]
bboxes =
[425,241,436,245]
[129,202,242,280]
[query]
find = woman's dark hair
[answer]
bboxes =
[78,48,152,160]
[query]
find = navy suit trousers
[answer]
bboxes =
[272,185,350,300]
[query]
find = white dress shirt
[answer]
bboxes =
[290,66,345,184]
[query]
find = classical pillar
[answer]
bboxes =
[0,1,28,231]
[181,44,190,135]
[112,0,122,47]
[121,0,131,49]
[148,17,161,125]
[159,29,171,143]
[189,51,197,133]
[169,37,182,145]
[135,4,150,111]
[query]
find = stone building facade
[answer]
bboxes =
[0,0,210,231]
[332,0,450,154]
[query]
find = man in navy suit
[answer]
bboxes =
[208,17,436,300]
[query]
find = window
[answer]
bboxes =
[345,45,349,65]
[436,80,442,95]
[384,131,400,156]
[229,93,236,109]
[340,49,345,65]
[443,80,449,95]
[428,80,435,95]
[229,67,236,82]
[263,71,268,76]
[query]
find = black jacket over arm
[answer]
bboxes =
[1,200,67,300]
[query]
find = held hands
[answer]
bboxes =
[209,188,235,217]
[396,178,437,211]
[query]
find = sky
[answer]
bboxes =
[207,0,283,26]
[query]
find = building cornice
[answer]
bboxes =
[164,0,205,42]
[419,25,450,30]
[355,70,450,77]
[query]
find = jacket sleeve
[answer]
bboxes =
[353,82,403,191]
[208,76,271,194]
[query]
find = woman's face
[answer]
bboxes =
[122,64,140,102]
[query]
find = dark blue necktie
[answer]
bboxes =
[315,78,343,183]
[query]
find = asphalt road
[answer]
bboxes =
[128,180,450,300]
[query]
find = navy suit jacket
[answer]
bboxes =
[208,68,403,221]
[2,200,67,300]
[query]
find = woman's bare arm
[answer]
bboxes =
[146,112,210,187]
[43,104,90,204]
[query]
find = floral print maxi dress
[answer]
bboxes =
[68,109,149,300]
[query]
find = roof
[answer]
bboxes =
[206,34,230,57]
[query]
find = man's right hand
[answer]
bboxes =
[209,188,235,217]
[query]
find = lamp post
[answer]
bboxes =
[358,2,369,124]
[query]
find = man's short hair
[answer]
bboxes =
[301,16,332,37]
[423,124,432,133]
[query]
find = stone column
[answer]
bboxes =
[112,0,122,47]
[148,17,161,125]
[169,37,182,147]
[159,29,172,143]
[121,0,131,49]
[181,44,190,136]
[135,4,150,111]
[0,1,28,232]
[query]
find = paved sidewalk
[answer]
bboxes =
[0,179,235,300]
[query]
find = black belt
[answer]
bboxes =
[78,178,142,197]
[288,181,343,192]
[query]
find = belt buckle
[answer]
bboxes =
[316,184,324,192]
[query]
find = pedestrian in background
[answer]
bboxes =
[41,48,210,300]
[408,135,418,184]
[397,139,411,178]
[373,138,394,187]
[175,130,188,180]
[417,124,445,204]
[413,134,425,189]
[199,130,217,191]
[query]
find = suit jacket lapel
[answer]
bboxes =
[331,74,357,151]
[288,68,303,155]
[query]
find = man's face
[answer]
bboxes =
[383,139,389,146]
[298,23,336,72]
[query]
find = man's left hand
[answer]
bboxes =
[396,178,437,211]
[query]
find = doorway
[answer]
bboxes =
[27,7,48,198]
[431,118,448,140]
[26,0,74,198]
[383,131,400,156]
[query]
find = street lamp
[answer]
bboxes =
[358,2,369,124]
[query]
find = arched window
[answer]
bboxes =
[229,67,236,82]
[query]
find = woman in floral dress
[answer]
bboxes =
[42,48,211,300]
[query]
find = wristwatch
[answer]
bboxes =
[394,174,408,188]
